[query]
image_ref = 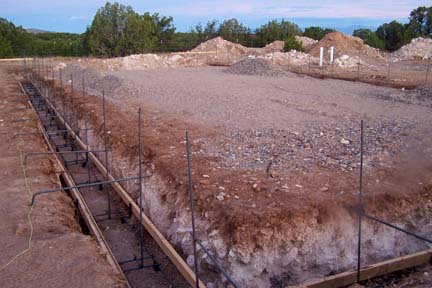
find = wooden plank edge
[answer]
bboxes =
[290,249,432,288]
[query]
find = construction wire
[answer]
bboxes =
[0,118,35,271]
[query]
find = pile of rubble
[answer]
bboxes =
[391,37,432,60]
[225,58,286,76]
[262,50,318,66]
[334,55,367,69]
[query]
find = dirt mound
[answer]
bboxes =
[192,36,250,55]
[308,31,385,62]
[260,41,285,53]
[391,37,432,60]
[224,58,286,76]
[295,36,318,50]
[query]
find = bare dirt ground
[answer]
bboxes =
[48,59,432,287]
[0,63,126,288]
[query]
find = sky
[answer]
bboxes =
[1,0,430,34]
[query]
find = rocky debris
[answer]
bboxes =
[121,54,164,69]
[295,36,318,50]
[262,50,318,66]
[224,58,286,76]
[334,55,367,69]
[391,37,432,60]
[209,121,416,172]
[308,31,386,62]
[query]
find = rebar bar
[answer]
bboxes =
[357,120,364,283]
[186,131,199,288]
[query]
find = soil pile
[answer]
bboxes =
[308,31,385,61]
[295,36,318,50]
[192,36,250,55]
[391,37,432,60]
[224,58,286,76]
[259,40,285,53]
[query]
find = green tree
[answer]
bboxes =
[353,28,385,50]
[303,26,334,40]
[407,6,432,37]
[218,18,251,45]
[85,2,174,56]
[192,20,219,42]
[376,21,411,51]
[0,34,13,58]
[255,19,302,46]
[147,12,176,50]
[283,36,304,52]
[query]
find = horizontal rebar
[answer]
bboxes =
[31,176,142,206]
[24,149,110,165]
[364,213,432,244]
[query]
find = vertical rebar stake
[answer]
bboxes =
[356,120,364,283]
[186,131,199,288]
[82,77,91,183]
[103,91,111,219]
[52,66,55,109]
[138,108,144,268]
[60,69,65,119]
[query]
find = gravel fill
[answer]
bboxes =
[57,65,432,172]
[374,85,432,107]
[211,121,417,172]
[224,58,286,76]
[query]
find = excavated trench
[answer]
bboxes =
[32,67,432,288]
[22,79,191,288]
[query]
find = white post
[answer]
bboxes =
[319,47,324,67]
[330,46,334,63]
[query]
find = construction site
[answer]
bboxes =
[1,30,432,288]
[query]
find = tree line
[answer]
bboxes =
[0,2,431,58]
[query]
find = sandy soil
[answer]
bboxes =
[0,63,126,288]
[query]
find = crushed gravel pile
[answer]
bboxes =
[391,37,432,60]
[59,64,125,99]
[225,58,286,76]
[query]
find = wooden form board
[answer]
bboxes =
[19,82,130,287]
[291,249,432,288]
[40,83,205,288]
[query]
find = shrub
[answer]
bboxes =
[283,36,304,52]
